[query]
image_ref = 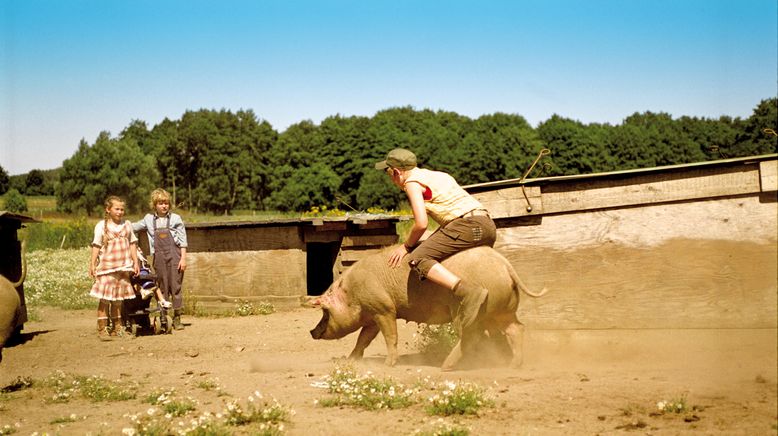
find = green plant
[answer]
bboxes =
[144,388,174,405]
[656,396,689,414]
[425,381,494,416]
[76,374,138,402]
[24,248,94,310]
[196,378,221,392]
[163,398,197,416]
[317,362,418,410]
[413,323,459,356]
[42,371,137,403]
[235,300,275,316]
[50,414,79,424]
[127,393,292,436]
[21,219,94,251]
[3,189,27,213]
[412,419,470,436]
[0,424,17,435]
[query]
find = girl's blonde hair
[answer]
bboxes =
[149,188,172,210]
[102,195,125,246]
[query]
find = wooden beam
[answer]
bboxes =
[760,160,777,192]
[471,186,542,218]
[341,235,398,247]
[539,166,761,215]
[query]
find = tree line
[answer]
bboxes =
[1,98,776,215]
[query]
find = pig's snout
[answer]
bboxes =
[310,309,330,339]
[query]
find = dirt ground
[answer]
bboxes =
[1,306,776,435]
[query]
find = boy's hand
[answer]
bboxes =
[387,245,409,268]
[178,258,187,272]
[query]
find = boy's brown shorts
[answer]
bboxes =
[406,212,497,280]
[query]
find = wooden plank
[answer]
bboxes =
[356,220,395,230]
[760,160,777,192]
[471,186,542,218]
[539,166,761,215]
[341,235,398,247]
[185,250,307,298]
[303,229,342,243]
[187,226,303,253]
[310,221,348,231]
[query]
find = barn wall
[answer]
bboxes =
[182,218,402,310]
[184,226,307,306]
[496,196,777,329]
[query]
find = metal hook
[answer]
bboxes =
[519,148,551,212]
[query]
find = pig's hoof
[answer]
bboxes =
[384,356,398,367]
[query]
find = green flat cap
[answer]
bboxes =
[374,148,417,170]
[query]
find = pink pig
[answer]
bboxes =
[309,245,546,370]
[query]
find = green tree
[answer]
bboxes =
[731,97,778,157]
[184,109,274,213]
[57,132,159,215]
[266,163,342,211]
[9,175,26,193]
[537,115,615,175]
[266,120,321,210]
[355,168,406,211]
[0,165,8,195]
[4,188,27,213]
[25,169,45,195]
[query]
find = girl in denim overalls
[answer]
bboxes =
[133,189,188,330]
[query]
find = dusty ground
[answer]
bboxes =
[0,306,776,435]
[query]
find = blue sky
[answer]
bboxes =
[1,0,776,175]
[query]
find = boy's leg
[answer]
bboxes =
[406,216,496,330]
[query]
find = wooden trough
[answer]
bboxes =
[465,153,777,366]
[180,214,406,311]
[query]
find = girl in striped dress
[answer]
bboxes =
[89,196,139,339]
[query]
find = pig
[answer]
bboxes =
[0,276,23,364]
[0,241,26,363]
[309,245,546,370]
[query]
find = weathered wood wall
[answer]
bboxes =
[182,217,401,309]
[467,155,778,331]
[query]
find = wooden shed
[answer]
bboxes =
[465,154,777,362]
[0,211,39,334]
[179,214,406,311]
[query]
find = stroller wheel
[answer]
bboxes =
[152,316,162,335]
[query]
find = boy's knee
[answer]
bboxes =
[408,258,435,281]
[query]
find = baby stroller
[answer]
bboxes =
[123,251,173,336]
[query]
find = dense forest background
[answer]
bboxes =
[1,97,776,215]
